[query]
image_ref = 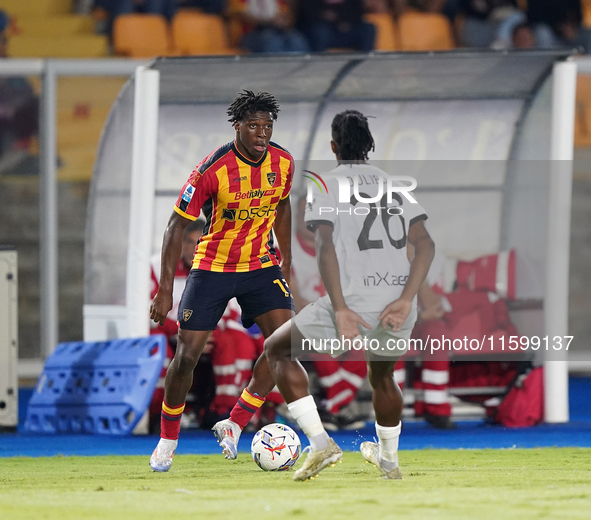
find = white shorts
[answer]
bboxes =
[293,295,417,359]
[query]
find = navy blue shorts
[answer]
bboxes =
[177,265,294,331]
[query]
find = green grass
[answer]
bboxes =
[1,449,591,520]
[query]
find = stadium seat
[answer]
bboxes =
[584,0,591,28]
[171,11,236,55]
[575,75,591,148]
[398,11,455,51]
[113,14,171,58]
[0,0,71,16]
[364,13,399,51]
[58,145,101,181]
[227,17,244,47]
[56,77,127,181]
[13,15,95,37]
[8,35,109,58]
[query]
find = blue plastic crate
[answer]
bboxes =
[24,336,165,435]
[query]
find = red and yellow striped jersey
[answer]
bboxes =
[174,140,294,272]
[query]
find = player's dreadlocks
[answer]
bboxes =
[331,110,375,161]
[227,90,280,123]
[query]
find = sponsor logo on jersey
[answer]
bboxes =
[234,189,276,200]
[179,184,195,212]
[266,171,277,186]
[260,255,271,264]
[181,185,194,203]
[222,205,276,222]
[363,273,409,287]
[182,309,193,322]
[232,176,247,183]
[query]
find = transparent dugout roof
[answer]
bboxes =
[152,49,574,105]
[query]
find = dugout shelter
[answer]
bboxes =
[82,51,577,423]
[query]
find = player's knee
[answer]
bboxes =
[263,331,288,362]
[172,348,200,375]
[263,334,278,361]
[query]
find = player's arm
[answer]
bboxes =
[417,283,444,322]
[379,220,435,331]
[315,223,371,342]
[150,211,192,326]
[274,195,292,286]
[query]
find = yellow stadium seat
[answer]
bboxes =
[398,11,455,51]
[575,75,591,148]
[584,1,591,28]
[0,0,72,16]
[113,14,171,58]
[8,34,108,58]
[171,11,236,55]
[57,145,100,182]
[58,77,128,113]
[227,16,243,47]
[56,77,127,181]
[14,15,95,37]
[364,13,399,51]
[58,110,112,148]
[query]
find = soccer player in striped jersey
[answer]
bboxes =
[149,90,295,471]
[264,110,435,481]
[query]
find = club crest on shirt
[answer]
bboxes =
[266,171,277,186]
[188,169,204,187]
[182,309,193,322]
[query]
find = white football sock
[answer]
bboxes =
[375,422,401,470]
[158,438,178,450]
[287,395,329,451]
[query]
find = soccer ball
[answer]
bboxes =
[251,423,301,471]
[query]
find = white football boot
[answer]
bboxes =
[293,438,343,481]
[360,441,402,480]
[212,419,241,460]
[149,438,178,472]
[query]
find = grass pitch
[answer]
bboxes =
[1,448,590,520]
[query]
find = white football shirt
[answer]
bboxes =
[291,232,325,304]
[304,163,427,313]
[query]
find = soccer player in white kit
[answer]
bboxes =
[264,110,435,481]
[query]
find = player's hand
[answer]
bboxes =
[335,308,372,343]
[150,291,173,326]
[378,299,413,332]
